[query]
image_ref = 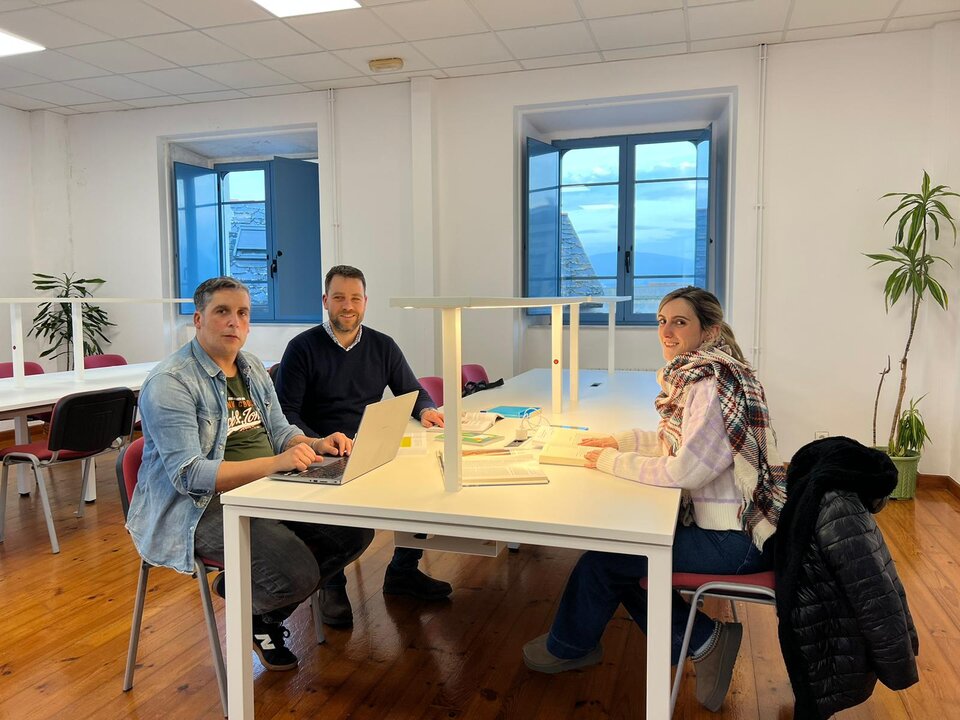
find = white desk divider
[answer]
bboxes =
[2,297,191,384]
[390,296,629,492]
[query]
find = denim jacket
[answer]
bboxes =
[126,338,300,573]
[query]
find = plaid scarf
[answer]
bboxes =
[656,344,786,549]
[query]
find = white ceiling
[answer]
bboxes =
[0,0,957,115]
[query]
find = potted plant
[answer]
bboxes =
[885,397,930,499]
[27,273,115,370]
[866,171,958,498]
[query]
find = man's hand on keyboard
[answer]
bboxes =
[314,432,353,456]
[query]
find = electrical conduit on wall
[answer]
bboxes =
[327,89,343,264]
[752,43,769,372]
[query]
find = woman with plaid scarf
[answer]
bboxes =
[523,287,787,713]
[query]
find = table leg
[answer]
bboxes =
[646,546,673,719]
[14,416,35,495]
[224,505,254,719]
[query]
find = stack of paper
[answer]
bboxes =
[438,450,549,486]
[537,428,606,467]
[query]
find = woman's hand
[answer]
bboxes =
[314,433,353,457]
[579,435,618,449]
[584,449,602,469]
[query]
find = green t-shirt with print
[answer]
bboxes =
[224,373,274,461]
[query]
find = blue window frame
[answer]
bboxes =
[523,129,713,324]
[173,157,322,322]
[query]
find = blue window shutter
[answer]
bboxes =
[525,138,560,300]
[270,157,323,322]
[173,162,220,314]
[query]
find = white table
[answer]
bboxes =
[0,362,155,497]
[222,369,681,719]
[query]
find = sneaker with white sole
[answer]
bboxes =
[252,615,298,671]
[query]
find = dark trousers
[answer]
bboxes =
[324,546,422,589]
[194,494,374,622]
[547,524,769,664]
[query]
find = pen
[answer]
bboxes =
[555,425,589,431]
[436,451,445,476]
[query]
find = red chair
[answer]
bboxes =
[670,570,776,715]
[0,361,45,378]
[0,387,136,553]
[418,376,443,407]
[84,353,128,369]
[461,363,489,389]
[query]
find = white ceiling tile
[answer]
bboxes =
[0,7,112,47]
[687,0,791,40]
[123,94,188,107]
[496,22,597,59]
[129,30,246,66]
[66,74,163,99]
[177,89,247,102]
[789,0,898,29]
[286,8,403,50]
[333,42,435,74]
[242,82,312,96]
[192,60,293,88]
[61,41,177,73]
[261,51,362,82]
[371,68,446,83]
[786,20,884,42]
[520,52,601,69]
[413,32,511,66]
[443,59,521,76]
[11,80,107,104]
[0,62,47,88]
[686,0,741,5]
[602,42,687,60]
[470,0,581,30]
[589,9,686,49]
[689,31,781,51]
[52,0,188,38]
[0,87,54,109]
[372,0,487,41]
[0,0,33,10]
[66,100,132,112]
[578,0,682,19]
[204,20,321,58]
[887,10,960,30]
[896,0,960,14]
[139,0,272,28]
[48,106,82,114]
[303,76,377,89]
[127,67,228,93]
[2,50,110,81]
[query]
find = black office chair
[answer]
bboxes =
[0,386,136,553]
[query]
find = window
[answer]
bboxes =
[173,156,322,322]
[523,129,713,324]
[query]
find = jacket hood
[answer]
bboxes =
[787,436,897,508]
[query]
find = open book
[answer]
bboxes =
[460,411,503,433]
[538,428,608,467]
[438,450,549,486]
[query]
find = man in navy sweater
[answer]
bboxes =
[275,265,452,626]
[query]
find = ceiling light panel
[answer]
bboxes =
[251,0,361,17]
[0,28,44,57]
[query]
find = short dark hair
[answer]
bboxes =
[193,276,250,313]
[324,265,366,294]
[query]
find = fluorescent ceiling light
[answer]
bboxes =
[251,0,361,17]
[0,29,44,58]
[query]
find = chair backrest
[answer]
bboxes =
[461,363,489,388]
[48,387,137,453]
[116,436,146,520]
[83,353,128,369]
[267,363,279,384]
[0,361,45,378]
[418,376,443,407]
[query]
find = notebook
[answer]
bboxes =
[269,391,417,485]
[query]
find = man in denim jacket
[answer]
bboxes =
[127,276,373,671]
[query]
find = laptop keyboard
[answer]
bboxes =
[299,457,349,479]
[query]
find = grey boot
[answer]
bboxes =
[692,622,742,712]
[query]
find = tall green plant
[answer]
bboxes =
[27,273,115,369]
[866,171,958,451]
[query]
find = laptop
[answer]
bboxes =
[269,390,418,486]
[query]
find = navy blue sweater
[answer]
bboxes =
[275,324,433,437]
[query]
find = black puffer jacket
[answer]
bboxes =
[776,436,919,719]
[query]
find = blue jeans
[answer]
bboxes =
[547,524,771,665]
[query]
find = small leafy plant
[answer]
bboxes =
[892,397,930,457]
[28,273,115,369]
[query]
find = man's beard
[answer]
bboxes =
[330,312,361,333]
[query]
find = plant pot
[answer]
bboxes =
[886,451,920,500]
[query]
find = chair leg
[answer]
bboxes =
[671,587,706,716]
[310,590,326,645]
[195,560,228,717]
[76,458,93,518]
[0,462,9,543]
[33,464,60,554]
[123,561,151,692]
[729,599,740,622]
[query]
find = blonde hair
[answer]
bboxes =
[658,286,747,364]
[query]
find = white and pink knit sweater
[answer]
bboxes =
[595,376,744,533]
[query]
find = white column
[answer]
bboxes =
[9,304,24,385]
[607,300,617,375]
[441,307,462,492]
[71,301,85,379]
[550,305,563,416]
[10,303,34,494]
[568,303,579,411]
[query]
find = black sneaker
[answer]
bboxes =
[383,567,452,600]
[252,616,298,671]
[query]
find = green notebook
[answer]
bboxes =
[434,432,503,446]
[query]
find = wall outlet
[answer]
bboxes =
[814,430,829,440]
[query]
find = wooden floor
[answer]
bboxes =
[0,450,954,719]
